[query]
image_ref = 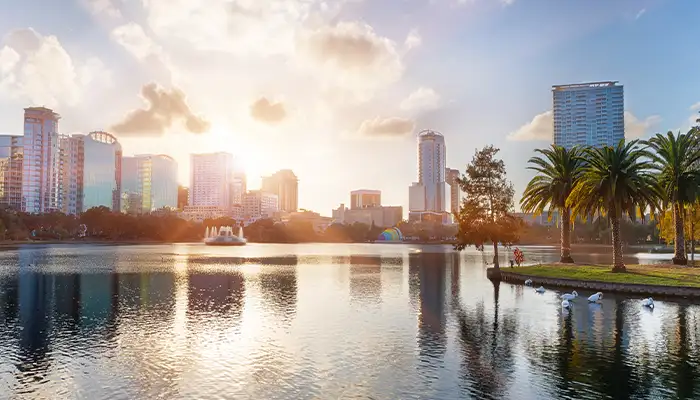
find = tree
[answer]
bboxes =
[658,202,700,264]
[567,140,661,272]
[454,146,522,269]
[521,145,584,263]
[645,131,700,265]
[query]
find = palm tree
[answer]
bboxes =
[645,131,700,265]
[567,140,661,272]
[521,145,584,263]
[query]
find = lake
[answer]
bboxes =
[0,243,698,399]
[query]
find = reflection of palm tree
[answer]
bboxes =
[673,305,696,399]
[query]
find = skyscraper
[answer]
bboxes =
[409,130,446,213]
[190,152,235,209]
[0,135,23,210]
[59,134,84,215]
[83,131,122,212]
[22,107,62,213]
[445,168,460,214]
[261,169,298,212]
[350,189,381,209]
[552,81,624,148]
[122,154,177,213]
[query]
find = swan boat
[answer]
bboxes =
[205,226,247,246]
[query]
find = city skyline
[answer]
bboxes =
[0,0,698,215]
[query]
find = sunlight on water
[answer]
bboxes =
[0,243,697,399]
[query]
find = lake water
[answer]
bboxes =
[0,243,698,399]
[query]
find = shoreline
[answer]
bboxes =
[489,264,700,298]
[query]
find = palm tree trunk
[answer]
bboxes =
[673,203,687,265]
[560,208,574,263]
[492,241,500,269]
[611,216,626,272]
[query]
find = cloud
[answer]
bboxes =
[404,29,422,50]
[250,97,287,124]
[0,28,111,107]
[507,110,553,141]
[111,83,210,135]
[400,87,440,112]
[111,23,163,61]
[624,111,661,138]
[635,8,646,20]
[358,117,415,137]
[83,0,122,19]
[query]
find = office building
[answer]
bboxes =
[445,168,460,214]
[122,154,178,213]
[178,185,189,209]
[82,131,122,212]
[332,203,403,228]
[350,189,381,209]
[552,81,624,148]
[0,135,23,210]
[243,190,278,220]
[22,107,62,213]
[408,130,446,213]
[261,170,298,212]
[59,135,84,215]
[190,152,235,209]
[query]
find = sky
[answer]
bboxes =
[0,0,698,216]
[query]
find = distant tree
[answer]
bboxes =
[454,146,522,270]
[521,145,584,263]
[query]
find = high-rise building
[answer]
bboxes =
[59,135,84,215]
[445,168,460,214]
[122,154,178,213]
[552,81,624,148]
[408,130,446,213]
[243,190,279,220]
[350,189,381,209]
[22,107,62,213]
[189,152,235,209]
[82,131,122,212]
[261,169,298,212]
[230,172,246,206]
[0,135,23,210]
[178,185,189,209]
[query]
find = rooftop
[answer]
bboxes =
[418,129,443,137]
[552,81,620,90]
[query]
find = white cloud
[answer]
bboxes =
[624,111,661,138]
[111,23,163,61]
[0,28,111,107]
[84,0,122,19]
[507,110,552,141]
[358,117,415,137]
[400,87,440,112]
[404,29,422,50]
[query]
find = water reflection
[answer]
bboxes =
[0,244,699,399]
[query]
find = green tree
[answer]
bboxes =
[645,131,700,265]
[521,145,584,263]
[567,140,661,272]
[454,146,522,269]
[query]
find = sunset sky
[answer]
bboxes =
[0,0,698,216]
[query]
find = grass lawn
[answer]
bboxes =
[513,264,700,288]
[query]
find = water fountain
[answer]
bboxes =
[204,226,210,239]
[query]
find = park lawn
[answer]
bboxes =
[515,264,700,288]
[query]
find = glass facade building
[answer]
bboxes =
[60,135,84,215]
[0,135,24,210]
[22,107,62,213]
[83,132,122,212]
[552,81,624,148]
[122,154,177,214]
[409,130,446,213]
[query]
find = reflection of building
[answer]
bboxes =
[409,252,447,358]
[243,190,278,220]
[553,81,624,148]
[83,131,122,212]
[445,168,460,214]
[332,203,402,228]
[190,152,235,209]
[349,261,382,305]
[0,135,24,209]
[261,170,298,212]
[22,107,62,213]
[121,154,178,213]
[59,134,85,215]
[259,269,297,322]
[408,130,446,215]
[351,189,381,209]
[187,272,245,316]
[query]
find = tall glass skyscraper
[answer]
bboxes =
[22,107,62,213]
[83,132,122,212]
[552,81,624,148]
[0,135,23,210]
[122,154,177,214]
[409,130,446,213]
[60,135,85,215]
